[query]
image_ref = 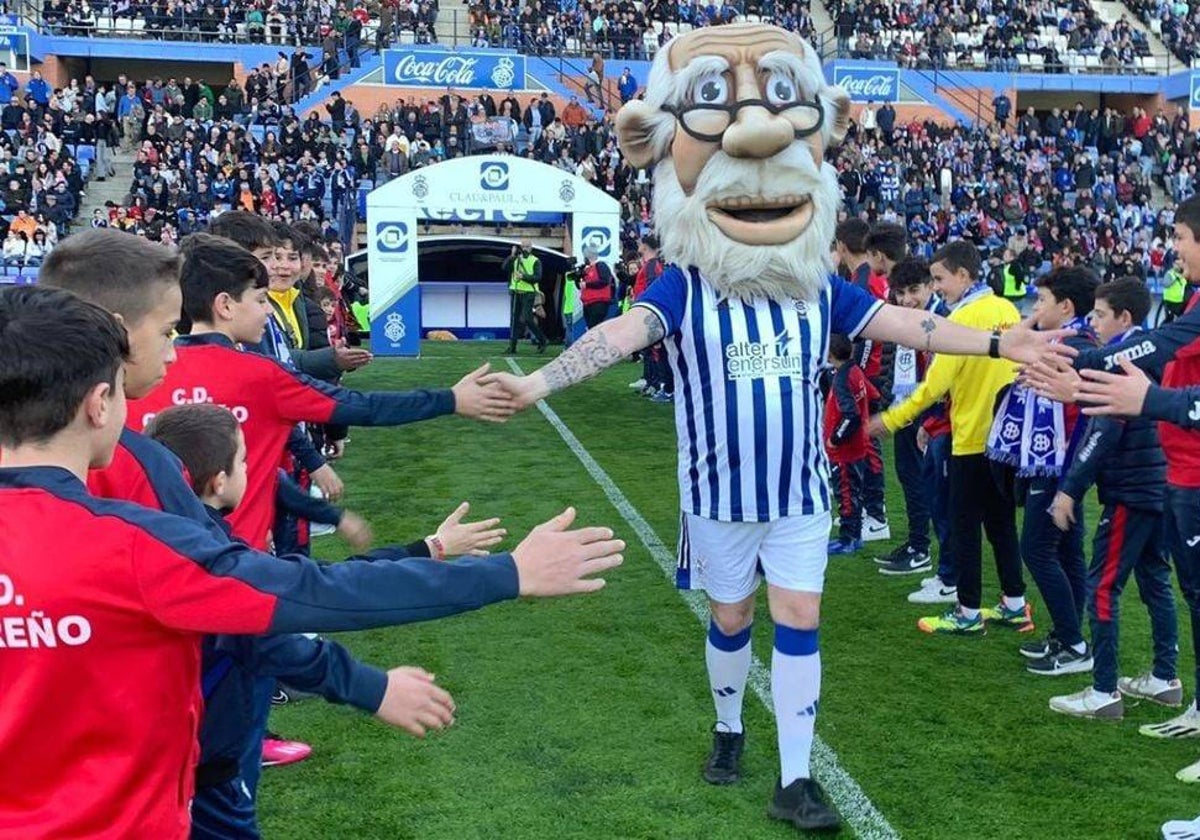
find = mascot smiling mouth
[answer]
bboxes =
[706,194,815,243]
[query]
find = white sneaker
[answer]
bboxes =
[907,577,958,604]
[1141,701,1200,739]
[1178,761,1200,784]
[310,522,337,537]
[1163,815,1200,839]
[1048,687,1123,720]
[919,574,940,588]
[628,378,647,390]
[1120,672,1185,707]
[861,515,890,542]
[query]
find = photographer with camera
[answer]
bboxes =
[503,238,547,355]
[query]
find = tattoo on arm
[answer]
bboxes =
[643,311,666,344]
[541,327,625,393]
[920,316,936,351]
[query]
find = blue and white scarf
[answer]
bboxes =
[892,294,945,401]
[950,280,993,313]
[986,316,1091,477]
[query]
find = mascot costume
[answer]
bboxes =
[488,23,1063,833]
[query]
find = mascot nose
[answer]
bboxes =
[722,106,794,159]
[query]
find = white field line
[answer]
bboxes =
[507,359,900,840]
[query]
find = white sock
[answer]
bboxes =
[960,605,980,620]
[771,624,821,786]
[1004,594,1026,611]
[706,620,752,734]
[1070,641,1087,654]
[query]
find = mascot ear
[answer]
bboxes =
[617,100,673,170]
[825,85,852,146]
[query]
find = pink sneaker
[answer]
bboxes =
[261,734,312,768]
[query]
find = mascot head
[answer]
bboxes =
[616,24,850,302]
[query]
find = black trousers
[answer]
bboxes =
[507,291,545,350]
[949,453,1024,610]
[583,301,610,329]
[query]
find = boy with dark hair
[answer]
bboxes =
[130,234,510,552]
[146,404,505,838]
[1044,278,1179,718]
[864,223,908,279]
[825,333,878,555]
[835,218,890,542]
[0,285,624,837]
[875,240,1028,635]
[987,266,1098,673]
[875,257,953,583]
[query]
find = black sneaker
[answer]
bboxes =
[1019,633,1057,660]
[873,542,912,566]
[270,687,290,706]
[702,727,745,785]
[1026,640,1094,676]
[877,546,932,576]
[768,777,841,831]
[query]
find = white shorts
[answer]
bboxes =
[675,511,833,604]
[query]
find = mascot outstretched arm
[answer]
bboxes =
[486,24,1072,834]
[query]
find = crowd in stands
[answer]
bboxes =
[832,0,1158,72]
[837,99,1190,294]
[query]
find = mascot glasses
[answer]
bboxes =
[662,98,824,144]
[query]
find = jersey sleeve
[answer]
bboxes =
[631,265,688,337]
[830,275,885,339]
[263,356,456,428]
[121,505,520,635]
[214,632,387,713]
[1073,310,1200,377]
[1142,383,1200,429]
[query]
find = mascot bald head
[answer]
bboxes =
[616,24,850,303]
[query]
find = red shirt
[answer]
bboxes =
[824,364,879,462]
[127,333,454,548]
[1161,294,1200,487]
[0,467,277,840]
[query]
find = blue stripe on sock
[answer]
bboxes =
[708,620,752,652]
[774,624,819,656]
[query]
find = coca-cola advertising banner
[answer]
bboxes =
[832,67,900,103]
[383,49,527,90]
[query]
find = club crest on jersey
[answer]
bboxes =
[725,329,806,380]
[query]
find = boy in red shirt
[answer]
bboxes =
[128,234,513,550]
[825,333,879,555]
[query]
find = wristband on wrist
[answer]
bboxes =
[427,535,446,561]
[988,329,1001,359]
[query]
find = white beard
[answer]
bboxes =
[651,143,841,303]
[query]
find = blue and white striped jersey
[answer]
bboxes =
[634,266,884,522]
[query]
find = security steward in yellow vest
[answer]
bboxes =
[1163,266,1187,323]
[998,251,1027,307]
[503,239,547,354]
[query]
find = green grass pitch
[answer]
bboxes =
[258,341,1197,839]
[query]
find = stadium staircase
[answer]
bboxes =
[77,148,137,223]
[436,0,472,44]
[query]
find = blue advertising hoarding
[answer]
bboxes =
[383,49,526,90]
[1191,72,1200,109]
[833,66,901,103]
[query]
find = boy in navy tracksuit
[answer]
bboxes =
[146,404,505,839]
[825,334,879,555]
[987,266,1098,673]
[1045,278,1179,720]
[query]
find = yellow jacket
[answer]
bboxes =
[881,292,1020,456]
